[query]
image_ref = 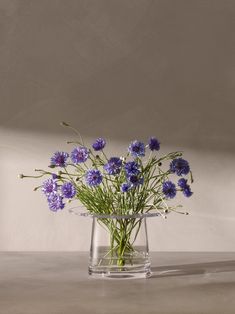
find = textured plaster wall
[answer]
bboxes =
[0,0,235,251]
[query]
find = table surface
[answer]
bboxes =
[1,252,235,314]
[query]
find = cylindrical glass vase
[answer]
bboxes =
[88,213,154,279]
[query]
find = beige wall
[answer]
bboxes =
[0,0,235,251]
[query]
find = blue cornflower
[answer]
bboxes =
[51,151,69,167]
[124,161,140,176]
[178,178,188,189]
[61,182,76,199]
[128,141,145,158]
[178,178,193,198]
[183,187,193,198]
[121,183,131,193]
[71,146,89,164]
[47,193,65,211]
[170,158,190,176]
[92,138,106,151]
[85,169,103,187]
[104,157,122,175]
[42,179,57,195]
[148,137,160,151]
[162,181,176,199]
[127,174,144,187]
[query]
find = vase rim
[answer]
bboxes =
[68,206,168,219]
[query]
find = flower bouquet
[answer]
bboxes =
[20,122,193,278]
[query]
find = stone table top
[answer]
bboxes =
[1,252,235,314]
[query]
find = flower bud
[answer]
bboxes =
[48,165,56,168]
[60,121,70,127]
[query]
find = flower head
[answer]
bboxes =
[170,158,190,176]
[61,182,76,199]
[128,141,145,157]
[47,193,65,211]
[92,138,106,151]
[148,137,160,151]
[178,178,188,189]
[71,146,89,164]
[104,157,122,175]
[85,169,102,187]
[51,151,69,167]
[121,183,131,193]
[183,187,193,198]
[127,174,144,187]
[42,179,57,195]
[124,161,140,176]
[162,181,176,199]
[178,178,193,197]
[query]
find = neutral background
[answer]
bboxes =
[0,0,234,251]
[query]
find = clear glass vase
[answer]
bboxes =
[88,212,155,279]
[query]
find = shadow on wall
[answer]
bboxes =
[0,0,234,152]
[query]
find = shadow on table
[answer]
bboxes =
[150,260,235,278]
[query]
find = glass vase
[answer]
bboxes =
[88,212,154,279]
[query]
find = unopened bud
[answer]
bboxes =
[18,174,25,179]
[60,121,70,127]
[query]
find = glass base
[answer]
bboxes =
[89,246,151,279]
[88,215,152,279]
[89,264,152,279]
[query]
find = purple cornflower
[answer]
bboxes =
[121,183,131,192]
[183,187,193,198]
[127,174,144,187]
[61,182,76,199]
[178,178,188,189]
[47,193,65,211]
[124,161,140,176]
[92,138,106,151]
[85,169,102,187]
[104,157,122,175]
[170,158,190,176]
[162,181,176,199]
[71,146,89,164]
[128,141,145,158]
[148,137,160,151]
[42,179,57,195]
[51,151,69,167]
[178,178,193,198]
